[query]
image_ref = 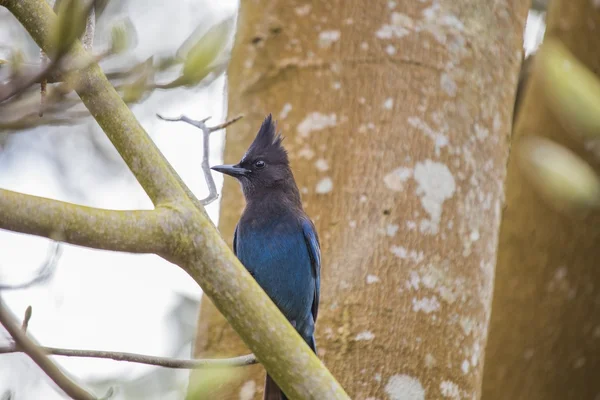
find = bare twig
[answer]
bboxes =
[0,0,97,105]
[0,242,62,290]
[0,297,98,400]
[21,306,32,332]
[0,344,257,369]
[0,55,63,104]
[156,114,243,206]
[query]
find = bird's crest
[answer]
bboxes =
[242,114,288,165]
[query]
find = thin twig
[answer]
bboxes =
[0,55,63,104]
[0,242,62,290]
[0,344,258,369]
[156,114,243,206]
[21,306,32,332]
[0,0,97,104]
[0,297,98,400]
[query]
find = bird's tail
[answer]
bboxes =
[264,374,287,400]
[263,335,316,400]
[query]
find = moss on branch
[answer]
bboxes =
[0,189,172,255]
[0,0,350,398]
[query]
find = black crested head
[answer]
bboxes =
[211,114,300,203]
[243,113,288,166]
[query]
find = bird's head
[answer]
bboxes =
[211,114,296,198]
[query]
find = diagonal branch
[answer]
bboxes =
[156,114,243,206]
[0,189,171,255]
[0,297,98,400]
[1,1,350,398]
[1,0,188,206]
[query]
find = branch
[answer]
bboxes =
[0,306,257,369]
[1,0,188,206]
[1,1,350,398]
[0,297,98,400]
[0,344,257,369]
[156,114,243,206]
[0,242,62,290]
[0,189,171,255]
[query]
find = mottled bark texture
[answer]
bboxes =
[3,1,349,399]
[483,1,600,399]
[192,1,529,399]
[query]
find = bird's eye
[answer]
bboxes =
[254,160,266,169]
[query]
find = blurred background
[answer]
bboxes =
[0,2,543,399]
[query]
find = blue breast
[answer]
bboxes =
[235,217,315,326]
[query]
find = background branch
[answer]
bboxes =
[0,1,350,397]
[0,242,62,290]
[0,344,257,369]
[0,298,98,400]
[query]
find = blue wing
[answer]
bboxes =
[302,219,321,323]
[233,224,239,256]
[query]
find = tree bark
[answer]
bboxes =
[193,1,529,398]
[482,1,600,399]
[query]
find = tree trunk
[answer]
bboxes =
[482,1,600,399]
[191,1,529,398]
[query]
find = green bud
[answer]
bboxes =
[538,38,600,139]
[517,135,600,212]
[51,0,89,56]
[121,65,153,104]
[110,19,136,54]
[180,18,233,86]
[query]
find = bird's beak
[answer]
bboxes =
[211,164,250,178]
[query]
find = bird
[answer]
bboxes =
[211,114,321,400]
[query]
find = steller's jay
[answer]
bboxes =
[211,114,321,400]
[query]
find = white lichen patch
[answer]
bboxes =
[366,274,380,284]
[384,374,425,400]
[440,380,460,398]
[414,160,456,235]
[376,12,414,39]
[412,296,441,313]
[315,177,333,194]
[355,330,375,341]
[384,167,413,191]
[315,158,329,171]
[297,112,337,137]
[391,246,425,263]
[294,4,311,16]
[279,103,292,119]
[383,97,394,110]
[440,73,457,97]
[386,224,399,236]
[360,41,369,50]
[474,123,489,141]
[406,263,465,309]
[239,380,256,400]
[461,359,470,374]
[386,45,397,55]
[407,116,449,156]
[318,30,341,48]
[297,145,315,159]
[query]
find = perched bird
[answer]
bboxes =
[211,114,321,400]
